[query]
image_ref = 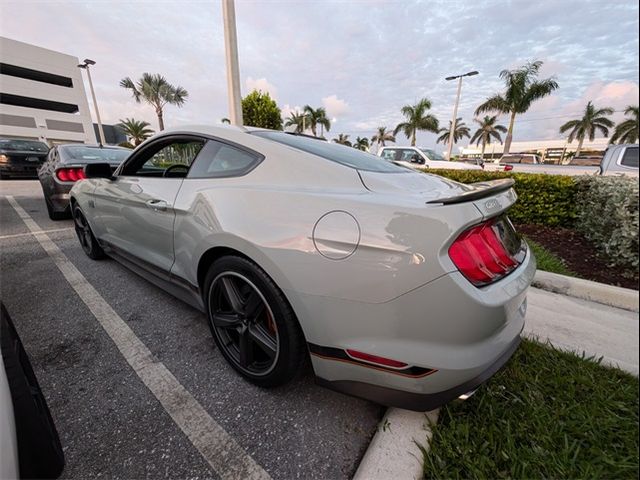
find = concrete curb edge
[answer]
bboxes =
[353,408,439,480]
[533,270,639,313]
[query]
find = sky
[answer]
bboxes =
[1,0,638,151]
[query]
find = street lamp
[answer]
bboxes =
[222,0,243,126]
[78,59,106,146]
[445,70,479,160]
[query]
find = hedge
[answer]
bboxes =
[574,176,639,269]
[424,169,578,227]
[425,169,639,270]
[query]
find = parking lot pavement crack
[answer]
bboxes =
[5,195,272,480]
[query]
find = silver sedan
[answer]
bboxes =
[70,125,535,411]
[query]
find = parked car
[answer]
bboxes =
[569,156,602,167]
[1,303,65,479]
[38,144,131,220]
[457,157,485,168]
[70,125,535,411]
[0,138,49,179]
[378,146,482,170]
[484,146,638,177]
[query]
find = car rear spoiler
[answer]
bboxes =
[425,178,515,205]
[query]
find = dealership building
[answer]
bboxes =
[0,36,97,145]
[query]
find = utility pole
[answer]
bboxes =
[222,0,243,126]
[445,70,479,160]
[78,59,106,146]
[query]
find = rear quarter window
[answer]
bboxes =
[620,147,639,168]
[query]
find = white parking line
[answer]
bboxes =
[6,196,271,480]
[0,227,74,240]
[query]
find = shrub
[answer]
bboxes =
[241,90,283,130]
[574,176,639,269]
[425,169,578,227]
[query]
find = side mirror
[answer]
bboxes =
[84,163,113,179]
[411,153,422,163]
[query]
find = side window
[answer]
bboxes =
[188,140,261,178]
[400,149,415,161]
[380,149,396,161]
[122,139,204,177]
[620,147,639,168]
[521,155,535,164]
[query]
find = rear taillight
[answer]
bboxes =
[56,167,86,182]
[449,219,522,286]
[504,164,514,171]
[345,350,408,368]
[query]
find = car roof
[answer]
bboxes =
[58,144,129,150]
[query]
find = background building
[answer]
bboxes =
[0,36,97,145]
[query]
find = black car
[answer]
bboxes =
[38,144,130,220]
[0,138,50,179]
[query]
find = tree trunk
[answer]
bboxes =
[411,130,416,146]
[503,111,516,154]
[156,107,165,131]
[575,137,584,158]
[481,139,486,160]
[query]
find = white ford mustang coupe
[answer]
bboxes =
[70,125,535,411]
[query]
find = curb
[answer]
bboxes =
[533,270,639,313]
[354,408,439,480]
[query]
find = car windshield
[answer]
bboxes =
[251,131,407,173]
[62,146,130,164]
[420,149,445,161]
[0,139,49,152]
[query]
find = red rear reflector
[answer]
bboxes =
[504,164,514,171]
[56,168,85,182]
[449,219,520,286]
[346,350,408,368]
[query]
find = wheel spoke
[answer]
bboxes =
[248,324,277,360]
[211,312,241,329]
[220,277,243,312]
[238,327,253,367]
[244,291,265,320]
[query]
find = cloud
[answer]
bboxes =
[245,77,278,100]
[322,95,349,118]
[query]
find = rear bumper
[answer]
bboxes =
[316,335,521,411]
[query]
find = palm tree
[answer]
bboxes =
[284,111,306,133]
[610,105,639,144]
[353,136,370,151]
[333,133,351,146]
[394,98,439,146]
[303,105,331,137]
[475,61,559,154]
[371,126,395,148]
[117,118,154,146]
[436,118,470,145]
[559,101,614,157]
[119,73,188,131]
[469,115,508,159]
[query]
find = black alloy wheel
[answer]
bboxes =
[204,256,306,387]
[73,206,105,260]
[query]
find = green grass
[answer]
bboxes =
[525,237,575,276]
[423,340,639,479]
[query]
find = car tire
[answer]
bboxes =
[45,197,70,221]
[72,206,105,260]
[204,256,307,388]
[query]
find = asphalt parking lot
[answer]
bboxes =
[0,180,383,479]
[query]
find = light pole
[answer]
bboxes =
[222,0,243,126]
[445,70,478,160]
[78,59,106,146]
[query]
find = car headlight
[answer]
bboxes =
[0,154,8,163]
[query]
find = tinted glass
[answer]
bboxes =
[501,155,521,164]
[0,139,48,152]
[521,156,536,164]
[189,140,260,178]
[252,131,406,173]
[380,149,397,161]
[134,141,204,175]
[620,147,639,168]
[420,149,445,161]
[62,146,129,164]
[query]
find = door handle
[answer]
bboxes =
[145,199,168,211]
